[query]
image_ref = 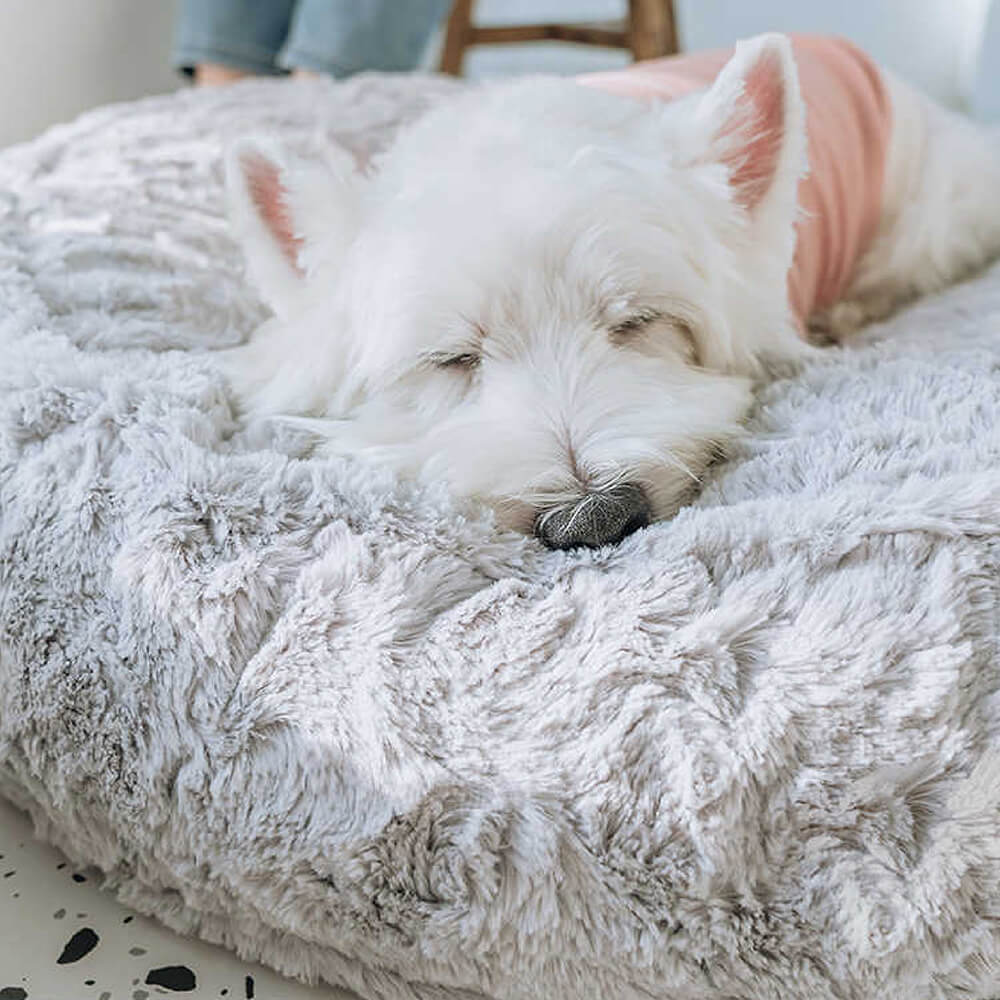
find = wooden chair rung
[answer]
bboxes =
[466,21,629,49]
[440,0,678,76]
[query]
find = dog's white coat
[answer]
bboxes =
[224,34,1000,539]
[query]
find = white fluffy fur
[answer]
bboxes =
[223,33,1000,544]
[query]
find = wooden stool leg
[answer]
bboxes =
[628,0,679,61]
[440,0,476,76]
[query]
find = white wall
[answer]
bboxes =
[972,0,1000,117]
[0,0,180,149]
[673,0,993,110]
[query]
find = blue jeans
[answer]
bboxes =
[173,0,453,77]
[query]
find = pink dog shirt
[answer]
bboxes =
[578,36,893,328]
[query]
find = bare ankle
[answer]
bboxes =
[194,63,252,87]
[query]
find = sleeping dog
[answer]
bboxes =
[223,33,1000,548]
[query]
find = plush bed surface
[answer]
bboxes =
[1,74,1000,1000]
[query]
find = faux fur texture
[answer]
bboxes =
[2,75,1000,1000]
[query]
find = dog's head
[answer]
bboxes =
[226,34,806,548]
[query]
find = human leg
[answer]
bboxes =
[279,0,453,76]
[173,0,297,81]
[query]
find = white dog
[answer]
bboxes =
[222,33,1000,548]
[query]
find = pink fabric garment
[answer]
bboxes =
[577,36,893,328]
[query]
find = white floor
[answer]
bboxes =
[0,797,356,1000]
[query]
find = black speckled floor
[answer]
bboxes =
[0,797,356,999]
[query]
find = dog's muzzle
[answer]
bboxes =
[535,484,651,550]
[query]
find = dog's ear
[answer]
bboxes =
[696,33,806,250]
[226,138,361,318]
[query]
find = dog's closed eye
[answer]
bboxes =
[608,309,700,364]
[607,308,665,343]
[426,351,482,372]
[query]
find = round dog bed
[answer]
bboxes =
[2,74,1000,1000]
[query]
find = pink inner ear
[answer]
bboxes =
[242,152,304,273]
[723,49,787,211]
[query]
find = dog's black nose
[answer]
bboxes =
[535,484,651,550]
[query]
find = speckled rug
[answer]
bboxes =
[0,796,347,998]
[2,74,1000,1000]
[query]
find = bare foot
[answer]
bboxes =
[292,68,323,80]
[195,63,252,87]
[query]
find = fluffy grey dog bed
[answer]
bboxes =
[2,74,1000,1000]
